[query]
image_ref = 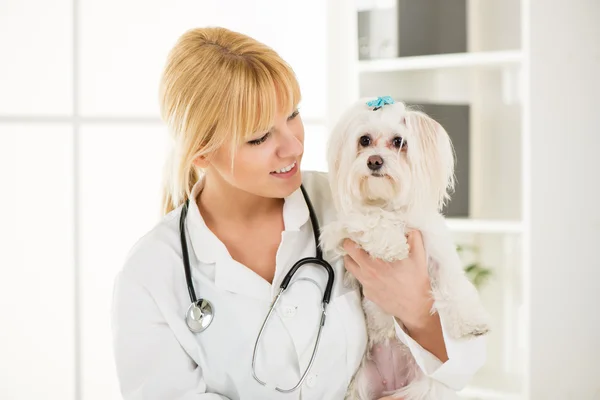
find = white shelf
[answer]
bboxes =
[358,50,522,73]
[356,0,396,12]
[458,370,524,400]
[459,386,522,400]
[445,218,523,234]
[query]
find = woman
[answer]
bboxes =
[111,27,486,400]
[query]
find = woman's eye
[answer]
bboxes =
[288,109,300,120]
[249,110,298,145]
[248,131,270,146]
[393,136,406,149]
[359,135,371,147]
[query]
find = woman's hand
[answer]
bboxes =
[343,230,432,331]
[343,230,448,361]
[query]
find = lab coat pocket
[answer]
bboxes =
[330,289,368,385]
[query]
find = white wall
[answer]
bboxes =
[0,1,330,399]
[526,0,600,398]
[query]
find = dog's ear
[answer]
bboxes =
[405,110,456,211]
[326,104,364,213]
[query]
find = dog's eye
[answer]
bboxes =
[392,136,406,149]
[359,135,371,147]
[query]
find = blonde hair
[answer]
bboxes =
[159,27,301,215]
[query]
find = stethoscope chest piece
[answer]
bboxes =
[186,298,214,333]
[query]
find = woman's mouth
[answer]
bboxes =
[270,161,298,178]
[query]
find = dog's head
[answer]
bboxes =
[326,98,455,215]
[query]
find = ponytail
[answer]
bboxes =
[160,144,201,215]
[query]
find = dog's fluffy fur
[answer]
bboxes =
[320,99,490,400]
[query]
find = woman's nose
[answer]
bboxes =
[278,130,303,158]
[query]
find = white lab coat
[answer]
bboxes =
[111,171,486,400]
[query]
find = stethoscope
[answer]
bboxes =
[179,184,335,393]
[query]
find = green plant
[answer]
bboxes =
[456,244,493,289]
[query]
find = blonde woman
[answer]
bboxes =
[111,27,486,400]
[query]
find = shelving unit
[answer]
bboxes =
[358,50,522,73]
[446,219,523,235]
[460,380,522,400]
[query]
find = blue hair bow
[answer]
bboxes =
[366,96,395,110]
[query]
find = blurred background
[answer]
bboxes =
[1,0,599,399]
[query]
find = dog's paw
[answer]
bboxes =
[470,324,491,337]
[434,295,491,340]
[344,270,361,290]
[433,278,492,340]
[447,315,491,339]
[457,323,490,339]
[320,221,348,257]
[360,232,410,263]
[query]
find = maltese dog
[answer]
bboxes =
[320,97,490,400]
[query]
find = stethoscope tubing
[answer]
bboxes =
[180,184,335,392]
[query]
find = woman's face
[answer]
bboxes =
[201,108,305,200]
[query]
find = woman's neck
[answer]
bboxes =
[196,173,284,227]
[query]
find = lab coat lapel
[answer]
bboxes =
[184,177,277,303]
[270,184,310,294]
[214,256,272,303]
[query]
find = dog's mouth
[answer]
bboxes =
[366,172,396,186]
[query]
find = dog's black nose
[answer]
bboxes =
[367,155,384,171]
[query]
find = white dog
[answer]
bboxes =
[320,97,490,400]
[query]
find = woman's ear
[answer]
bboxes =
[192,154,210,169]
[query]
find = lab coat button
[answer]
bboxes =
[305,374,317,388]
[283,306,297,317]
